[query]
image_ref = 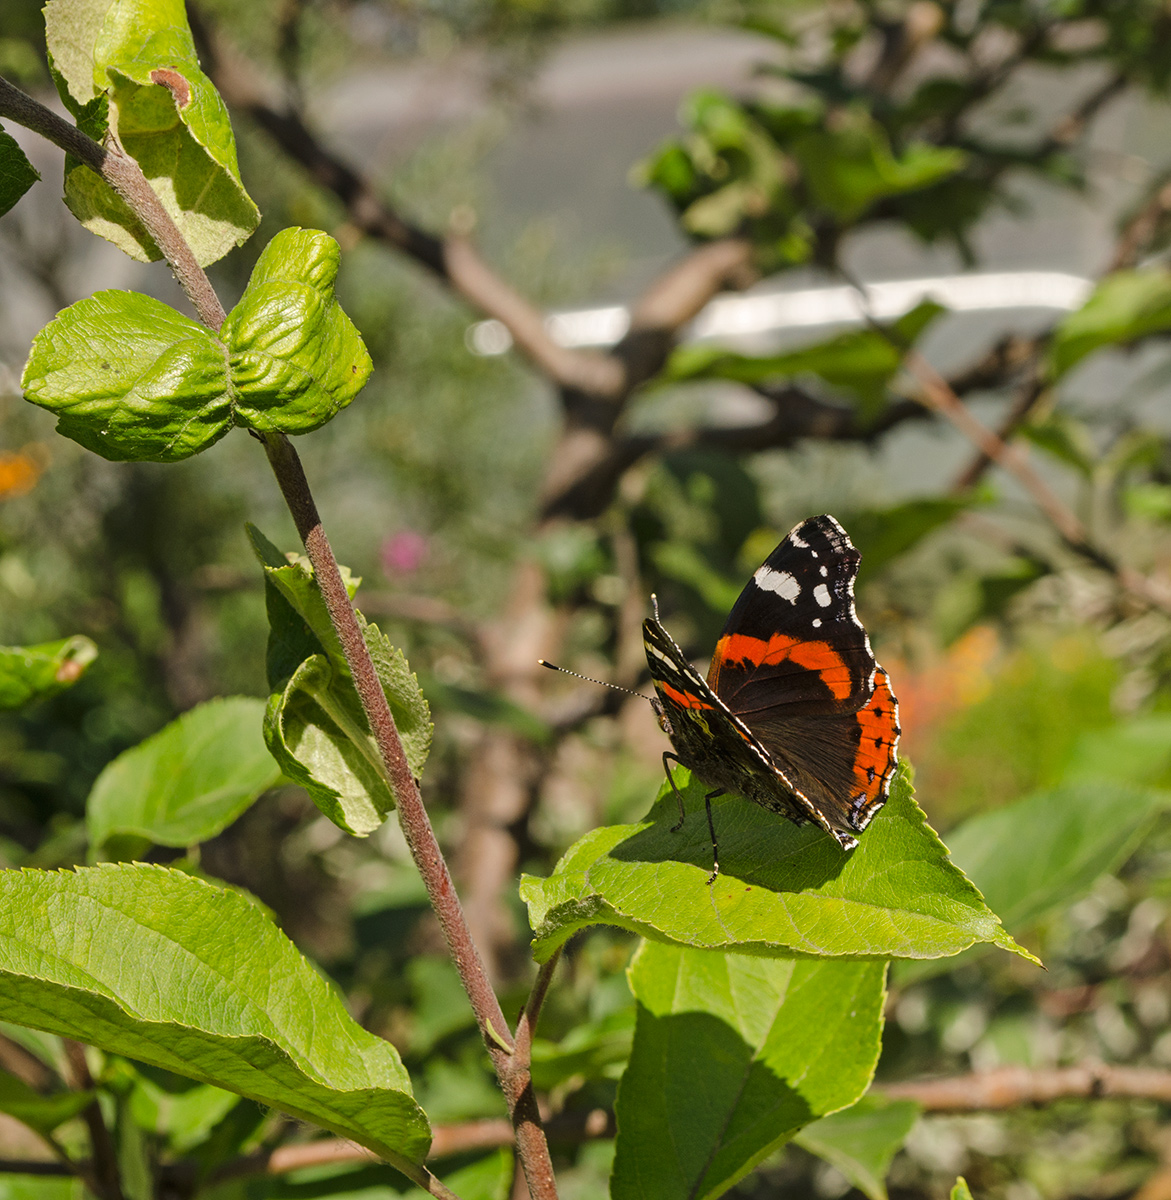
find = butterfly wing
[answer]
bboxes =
[706,515,899,837]
[707,515,876,718]
[745,668,900,835]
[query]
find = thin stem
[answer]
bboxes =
[903,350,1171,613]
[0,76,225,329]
[260,433,559,1200]
[63,1040,123,1200]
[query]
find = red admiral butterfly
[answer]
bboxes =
[644,514,900,879]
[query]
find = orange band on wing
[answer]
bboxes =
[658,681,713,711]
[713,633,853,701]
[851,669,899,798]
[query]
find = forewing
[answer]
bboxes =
[707,515,876,718]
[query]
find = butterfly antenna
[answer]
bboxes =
[538,660,653,702]
[650,592,661,621]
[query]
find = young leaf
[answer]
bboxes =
[86,696,281,851]
[0,636,96,709]
[223,228,373,435]
[520,764,1031,964]
[0,864,431,1168]
[0,126,39,217]
[250,526,432,834]
[792,1096,920,1200]
[952,1178,974,1200]
[45,0,259,266]
[0,1069,93,1135]
[22,290,233,462]
[611,943,886,1200]
[265,654,396,836]
[1049,269,1171,378]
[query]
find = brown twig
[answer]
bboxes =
[903,349,1171,613]
[1111,172,1171,272]
[950,373,1047,493]
[878,1062,1171,1111]
[0,1160,75,1176]
[0,1031,56,1091]
[212,1109,616,1184]
[63,1040,123,1200]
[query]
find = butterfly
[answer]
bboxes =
[643,514,900,879]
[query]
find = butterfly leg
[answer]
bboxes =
[704,790,725,884]
[663,752,688,831]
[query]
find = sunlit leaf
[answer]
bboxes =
[1049,269,1171,378]
[223,229,373,435]
[45,0,258,265]
[0,864,430,1167]
[22,290,232,462]
[521,765,1030,964]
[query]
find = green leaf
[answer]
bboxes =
[0,126,39,217]
[520,764,1031,964]
[45,0,259,266]
[0,864,430,1168]
[223,228,373,435]
[1018,412,1097,476]
[791,124,965,222]
[249,526,432,835]
[86,696,281,850]
[665,302,943,418]
[248,523,359,687]
[21,290,233,462]
[406,1147,513,1200]
[0,636,97,709]
[264,656,396,836]
[611,942,886,1200]
[0,1069,93,1135]
[1049,269,1171,378]
[530,1007,635,1091]
[0,1178,81,1200]
[793,1096,920,1200]
[846,495,978,583]
[1064,716,1171,788]
[944,780,1170,935]
[651,541,742,614]
[952,1178,974,1200]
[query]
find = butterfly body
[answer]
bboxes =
[644,514,900,854]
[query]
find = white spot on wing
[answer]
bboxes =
[819,565,828,577]
[789,529,808,548]
[812,618,822,628]
[754,566,801,603]
[813,583,832,607]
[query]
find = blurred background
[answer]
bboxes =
[5,1,1171,1196]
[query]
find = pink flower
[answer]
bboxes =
[381,530,428,576]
